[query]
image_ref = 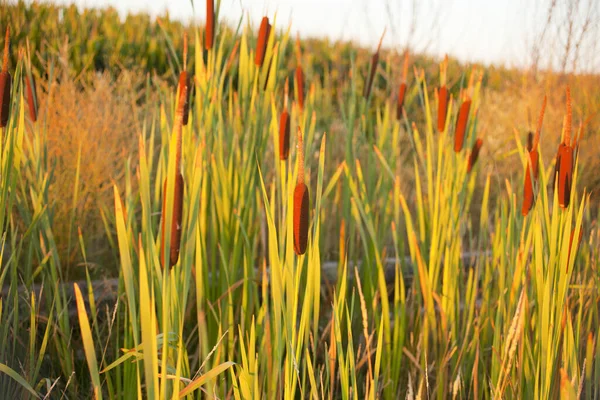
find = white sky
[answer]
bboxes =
[48,0,549,69]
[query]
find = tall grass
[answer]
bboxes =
[0,3,599,399]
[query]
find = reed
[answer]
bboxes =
[0,27,11,128]
[437,55,449,132]
[293,128,309,255]
[205,0,215,50]
[396,51,409,120]
[522,95,546,216]
[454,72,475,152]
[467,138,483,173]
[279,110,290,160]
[160,80,187,268]
[363,29,385,100]
[556,87,574,209]
[255,17,270,67]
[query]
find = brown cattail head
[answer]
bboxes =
[363,29,385,100]
[396,83,407,120]
[467,138,483,173]
[556,88,574,209]
[454,99,471,152]
[160,173,184,268]
[557,145,573,209]
[295,65,305,110]
[437,86,448,132]
[25,72,37,122]
[205,0,215,50]
[160,84,188,268]
[0,27,11,128]
[255,17,270,67]
[293,128,310,255]
[522,149,539,216]
[279,110,290,160]
[526,131,534,152]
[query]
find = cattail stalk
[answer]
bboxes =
[178,33,191,126]
[363,29,385,100]
[293,128,310,255]
[522,96,547,216]
[556,87,574,209]
[437,55,449,132]
[467,138,483,173]
[255,17,270,67]
[295,65,305,110]
[205,0,215,50]
[0,27,11,128]
[160,77,188,268]
[396,51,409,120]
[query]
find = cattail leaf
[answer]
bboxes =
[74,283,103,400]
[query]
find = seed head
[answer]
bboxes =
[295,65,305,110]
[255,17,270,67]
[467,138,483,173]
[205,0,215,50]
[279,110,290,160]
[293,128,310,255]
[454,99,471,152]
[0,27,11,128]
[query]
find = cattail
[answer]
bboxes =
[522,96,547,216]
[0,27,11,128]
[205,0,215,50]
[279,110,290,160]
[437,55,449,132]
[293,128,310,255]
[363,30,385,100]
[454,99,471,152]
[295,65,305,110]
[255,17,270,67]
[526,131,533,152]
[25,72,37,123]
[467,138,483,173]
[178,33,191,126]
[160,82,188,268]
[556,87,574,209]
[396,51,409,120]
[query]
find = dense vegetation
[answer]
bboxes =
[0,1,599,399]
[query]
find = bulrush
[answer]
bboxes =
[522,96,547,216]
[178,33,191,126]
[526,131,534,152]
[454,71,475,152]
[25,72,37,123]
[205,0,215,50]
[279,85,290,160]
[363,29,385,100]
[160,78,188,268]
[437,55,449,132]
[396,51,409,120]
[467,138,483,173]
[255,17,270,67]
[555,88,574,209]
[0,27,11,128]
[293,128,310,255]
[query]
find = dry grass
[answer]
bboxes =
[43,67,142,275]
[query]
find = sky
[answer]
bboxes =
[49,0,546,68]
